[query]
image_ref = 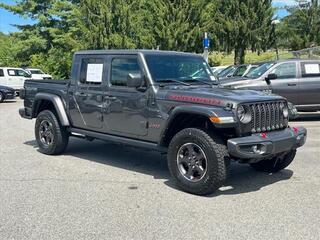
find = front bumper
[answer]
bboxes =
[227,127,307,159]
[4,92,15,100]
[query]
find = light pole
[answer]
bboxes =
[203,32,210,63]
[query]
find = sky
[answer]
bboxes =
[0,0,307,34]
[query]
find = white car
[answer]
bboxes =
[0,67,31,91]
[211,66,229,75]
[25,68,52,80]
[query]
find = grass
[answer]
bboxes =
[208,50,296,66]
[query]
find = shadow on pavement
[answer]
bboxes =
[164,163,293,197]
[24,138,294,196]
[1,100,17,104]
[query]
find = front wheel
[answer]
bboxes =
[250,150,296,173]
[35,110,69,155]
[167,128,229,196]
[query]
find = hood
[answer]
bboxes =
[219,77,253,85]
[0,85,15,91]
[158,85,284,107]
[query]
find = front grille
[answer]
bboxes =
[245,101,288,133]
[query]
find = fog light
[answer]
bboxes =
[252,145,267,154]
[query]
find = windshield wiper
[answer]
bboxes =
[157,79,191,86]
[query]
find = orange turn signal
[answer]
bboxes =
[209,116,235,124]
[209,116,221,123]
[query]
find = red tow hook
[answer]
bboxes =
[292,127,299,134]
[260,133,267,139]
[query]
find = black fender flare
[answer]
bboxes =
[159,105,229,146]
[33,93,70,126]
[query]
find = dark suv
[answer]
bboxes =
[19,50,307,195]
[221,59,320,112]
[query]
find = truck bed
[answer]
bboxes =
[22,79,69,110]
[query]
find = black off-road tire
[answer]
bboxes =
[0,92,4,103]
[35,110,69,155]
[167,128,229,196]
[250,150,296,173]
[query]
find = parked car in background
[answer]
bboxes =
[221,59,320,112]
[0,85,15,103]
[25,68,52,80]
[211,65,229,76]
[218,64,259,80]
[0,67,31,91]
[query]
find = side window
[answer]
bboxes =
[233,66,248,77]
[110,57,141,87]
[271,63,296,79]
[80,58,104,85]
[301,62,320,77]
[7,69,17,76]
[0,69,4,77]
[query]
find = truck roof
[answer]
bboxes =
[75,49,201,57]
[0,67,26,70]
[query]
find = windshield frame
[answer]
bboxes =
[143,53,218,86]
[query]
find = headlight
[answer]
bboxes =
[280,102,289,118]
[237,105,251,124]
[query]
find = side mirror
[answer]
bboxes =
[265,73,277,85]
[127,73,143,88]
[266,73,277,80]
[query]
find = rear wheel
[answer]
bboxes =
[35,110,69,155]
[167,128,229,195]
[250,150,296,173]
[0,92,4,103]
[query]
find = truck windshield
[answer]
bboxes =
[245,62,275,78]
[144,54,218,84]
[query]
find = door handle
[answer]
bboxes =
[75,92,87,97]
[287,83,297,86]
[104,96,117,101]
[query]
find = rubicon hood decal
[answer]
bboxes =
[167,94,224,106]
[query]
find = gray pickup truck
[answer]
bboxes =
[19,50,307,195]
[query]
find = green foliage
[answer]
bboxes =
[208,50,294,66]
[208,53,224,66]
[277,0,320,50]
[215,0,273,64]
[0,0,276,76]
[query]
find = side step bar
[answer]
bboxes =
[69,128,166,152]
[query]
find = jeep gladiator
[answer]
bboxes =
[19,50,307,195]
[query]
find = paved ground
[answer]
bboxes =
[0,100,319,240]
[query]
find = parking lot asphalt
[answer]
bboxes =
[0,100,319,240]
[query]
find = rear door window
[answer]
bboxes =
[7,69,30,77]
[301,62,320,77]
[79,58,105,85]
[0,69,4,77]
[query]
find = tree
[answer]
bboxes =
[277,0,320,50]
[149,0,219,53]
[216,0,273,64]
[0,0,82,78]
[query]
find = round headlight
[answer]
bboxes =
[237,105,251,124]
[280,102,289,118]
